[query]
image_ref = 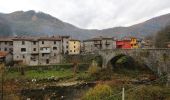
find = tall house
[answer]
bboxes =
[61,36,70,54]
[38,37,62,65]
[0,37,13,52]
[130,37,139,48]
[13,38,35,65]
[83,36,116,53]
[13,36,62,65]
[68,39,81,55]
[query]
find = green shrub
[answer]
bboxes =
[98,68,112,81]
[88,60,101,75]
[127,85,165,100]
[82,84,112,100]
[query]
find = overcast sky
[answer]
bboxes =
[0,0,170,29]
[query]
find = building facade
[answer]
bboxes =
[0,37,13,52]
[13,36,62,65]
[83,37,116,53]
[61,36,70,54]
[68,39,81,55]
[116,37,139,49]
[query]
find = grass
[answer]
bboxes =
[2,63,89,80]
[5,69,74,80]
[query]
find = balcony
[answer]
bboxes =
[105,42,110,45]
[40,47,51,53]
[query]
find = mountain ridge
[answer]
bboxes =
[0,10,170,40]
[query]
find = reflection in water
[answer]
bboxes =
[21,82,96,100]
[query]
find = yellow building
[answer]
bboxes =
[68,39,81,55]
[130,37,139,48]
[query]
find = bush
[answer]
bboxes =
[88,60,101,75]
[82,84,112,100]
[127,85,165,100]
[98,68,112,81]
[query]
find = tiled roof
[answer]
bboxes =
[83,36,114,42]
[0,51,8,58]
[0,37,13,42]
[69,39,80,41]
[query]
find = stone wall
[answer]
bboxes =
[99,49,170,76]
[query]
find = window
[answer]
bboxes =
[4,48,7,51]
[42,41,44,44]
[33,48,36,51]
[21,48,26,52]
[54,41,56,44]
[54,53,56,56]
[33,41,36,45]
[74,50,76,52]
[22,41,25,45]
[74,42,76,44]
[42,53,45,57]
[46,59,49,64]
[0,48,1,51]
[9,42,13,46]
[70,50,72,52]
[74,46,76,48]
[66,45,68,48]
[53,47,57,50]
[23,55,25,58]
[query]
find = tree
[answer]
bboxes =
[155,25,170,48]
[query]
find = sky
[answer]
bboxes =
[0,0,170,29]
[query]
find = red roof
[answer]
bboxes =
[0,51,8,58]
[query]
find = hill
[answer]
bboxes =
[0,10,170,40]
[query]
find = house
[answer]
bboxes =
[83,36,116,53]
[0,51,13,65]
[130,37,139,48]
[0,37,13,52]
[165,42,170,48]
[116,37,131,49]
[38,36,62,65]
[68,39,81,55]
[13,36,62,65]
[140,40,154,48]
[60,36,70,54]
[116,37,139,49]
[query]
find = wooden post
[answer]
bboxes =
[122,87,125,100]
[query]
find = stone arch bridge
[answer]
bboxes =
[98,49,170,76]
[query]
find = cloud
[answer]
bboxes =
[0,0,170,29]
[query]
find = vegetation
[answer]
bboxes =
[155,24,170,48]
[4,63,89,80]
[82,84,112,100]
[88,60,101,76]
[126,85,170,100]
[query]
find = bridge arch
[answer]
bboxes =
[98,49,170,76]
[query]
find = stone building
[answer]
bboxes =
[68,39,81,55]
[83,36,116,53]
[38,37,62,65]
[60,36,70,54]
[165,42,170,48]
[13,36,62,65]
[0,37,13,52]
[0,51,13,65]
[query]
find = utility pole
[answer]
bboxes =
[122,87,125,100]
[0,64,4,100]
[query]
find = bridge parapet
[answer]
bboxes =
[97,48,170,78]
